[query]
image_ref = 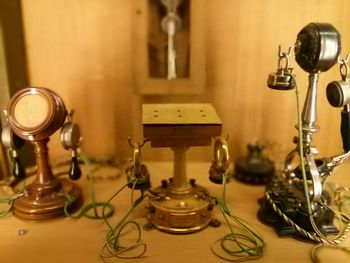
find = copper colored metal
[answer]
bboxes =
[13,139,81,220]
[7,87,67,142]
[6,87,82,220]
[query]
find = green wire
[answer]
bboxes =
[292,74,350,262]
[61,154,114,219]
[0,197,15,218]
[212,173,265,261]
[54,156,147,259]
[294,76,313,215]
[0,191,24,218]
[100,178,147,259]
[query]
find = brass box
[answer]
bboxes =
[142,104,222,147]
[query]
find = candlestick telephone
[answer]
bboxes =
[1,87,82,220]
[259,23,350,242]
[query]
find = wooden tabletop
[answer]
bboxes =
[0,161,349,263]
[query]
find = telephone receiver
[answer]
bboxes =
[326,54,350,152]
[267,45,296,90]
[1,124,26,179]
[60,111,82,180]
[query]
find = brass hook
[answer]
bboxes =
[128,137,149,149]
[127,137,149,172]
[213,137,230,171]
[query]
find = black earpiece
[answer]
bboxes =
[1,125,26,179]
[295,23,340,73]
[326,55,350,152]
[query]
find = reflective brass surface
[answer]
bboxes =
[148,184,211,234]
[142,104,222,233]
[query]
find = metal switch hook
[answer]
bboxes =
[267,45,296,90]
[213,137,230,172]
[209,137,230,184]
[126,138,151,190]
[128,138,148,174]
[327,54,350,107]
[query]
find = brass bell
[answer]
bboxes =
[267,68,295,90]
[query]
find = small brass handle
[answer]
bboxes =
[128,138,149,174]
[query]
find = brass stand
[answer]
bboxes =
[13,139,81,220]
[143,104,222,234]
[149,146,211,233]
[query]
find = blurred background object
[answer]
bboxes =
[0,0,34,181]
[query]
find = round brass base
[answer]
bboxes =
[13,179,82,221]
[148,184,212,234]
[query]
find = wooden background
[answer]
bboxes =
[19,0,350,166]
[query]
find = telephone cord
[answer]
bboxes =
[293,74,350,245]
[56,154,114,219]
[265,191,350,244]
[211,173,265,262]
[0,191,23,218]
[100,178,147,259]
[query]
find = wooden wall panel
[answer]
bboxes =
[20,0,350,165]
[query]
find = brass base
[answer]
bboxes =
[13,178,82,221]
[148,184,212,234]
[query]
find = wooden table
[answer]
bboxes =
[0,161,349,263]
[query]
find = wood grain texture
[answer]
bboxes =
[132,0,206,94]
[1,161,350,262]
[20,0,350,165]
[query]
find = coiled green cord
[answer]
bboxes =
[100,178,147,259]
[55,155,147,259]
[0,191,23,218]
[211,173,265,261]
[58,154,114,219]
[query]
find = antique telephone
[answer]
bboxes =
[117,104,264,262]
[126,104,229,233]
[1,87,82,220]
[258,23,350,241]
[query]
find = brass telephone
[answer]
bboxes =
[127,103,229,233]
[1,87,82,220]
[259,23,350,241]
